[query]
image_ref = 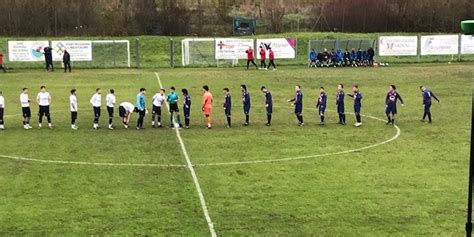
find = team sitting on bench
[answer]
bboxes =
[309,47,375,68]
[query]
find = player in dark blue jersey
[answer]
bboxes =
[336,84,346,125]
[316,87,327,125]
[420,85,440,123]
[385,85,404,125]
[288,84,304,126]
[223,88,232,128]
[182,89,191,129]
[241,84,251,126]
[261,86,273,126]
[348,85,363,127]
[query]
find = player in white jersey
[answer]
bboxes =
[90,88,102,129]
[152,89,166,127]
[20,87,32,129]
[105,89,116,130]
[37,85,52,129]
[118,102,136,129]
[0,91,4,130]
[70,89,78,130]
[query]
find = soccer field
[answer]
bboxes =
[0,64,472,236]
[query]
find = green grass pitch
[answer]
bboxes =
[0,64,472,236]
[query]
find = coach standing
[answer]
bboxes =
[63,49,71,73]
[245,47,257,70]
[43,47,54,72]
[267,47,276,70]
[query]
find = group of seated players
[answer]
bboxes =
[309,47,376,68]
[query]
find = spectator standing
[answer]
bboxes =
[63,49,71,73]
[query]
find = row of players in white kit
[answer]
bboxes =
[14,87,129,130]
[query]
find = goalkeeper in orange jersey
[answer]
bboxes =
[202,85,213,129]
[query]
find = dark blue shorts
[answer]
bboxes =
[386,104,397,114]
[183,107,190,117]
[266,106,273,114]
[224,107,231,116]
[424,103,431,113]
[318,105,326,114]
[354,105,361,114]
[294,104,303,114]
[337,104,345,114]
[243,105,250,114]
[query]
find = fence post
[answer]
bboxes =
[214,38,217,67]
[92,41,95,67]
[307,39,311,66]
[135,39,141,68]
[295,37,298,65]
[112,40,116,67]
[170,38,174,68]
[458,33,462,62]
[417,34,421,63]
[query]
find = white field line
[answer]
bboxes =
[0,154,185,167]
[154,72,217,237]
[194,111,400,167]
[1,106,400,169]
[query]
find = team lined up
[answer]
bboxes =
[0,84,440,130]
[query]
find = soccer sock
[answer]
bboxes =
[267,114,272,124]
[169,114,173,125]
[152,114,155,122]
[321,115,324,123]
[356,114,361,123]
[428,112,432,122]
[386,113,391,122]
[338,113,342,123]
[109,118,112,125]
[342,114,346,123]
[392,118,395,124]
[422,112,427,120]
[227,117,231,126]
[185,118,190,126]
[176,115,181,124]
[245,114,249,124]
[157,115,161,123]
[23,121,26,125]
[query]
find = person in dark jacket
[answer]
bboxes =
[0,53,6,73]
[367,47,375,66]
[356,48,363,66]
[63,49,71,73]
[43,47,54,72]
[309,49,317,68]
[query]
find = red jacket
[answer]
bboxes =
[259,48,266,60]
[269,50,275,61]
[246,49,254,60]
[0,54,3,65]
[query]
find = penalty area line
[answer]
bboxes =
[154,72,217,237]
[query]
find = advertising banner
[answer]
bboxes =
[420,35,459,55]
[8,41,49,61]
[378,36,418,56]
[51,40,92,61]
[461,34,474,54]
[256,38,296,59]
[215,38,254,59]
